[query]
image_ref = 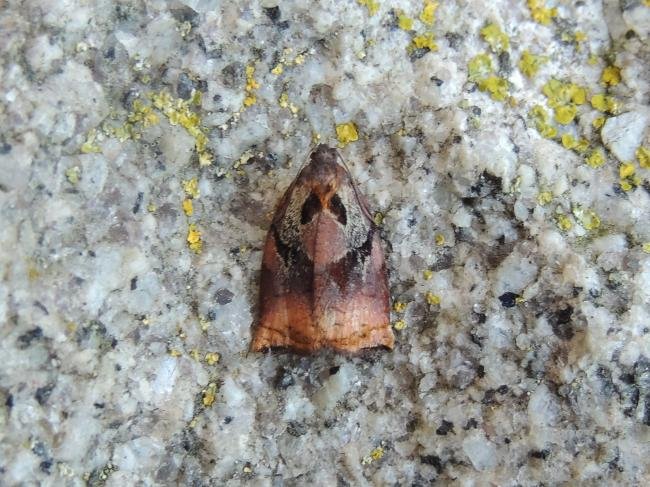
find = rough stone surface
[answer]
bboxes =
[1,1,649,485]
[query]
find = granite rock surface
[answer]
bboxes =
[1,0,649,485]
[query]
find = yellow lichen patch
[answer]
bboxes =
[410,33,438,52]
[65,166,81,185]
[187,224,203,253]
[586,149,605,169]
[554,105,577,125]
[374,212,384,226]
[572,206,601,231]
[397,13,414,31]
[149,90,212,166]
[574,31,587,43]
[426,292,441,305]
[543,79,587,106]
[561,133,577,149]
[555,213,573,231]
[529,105,557,139]
[182,198,193,216]
[601,65,621,86]
[419,1,438,25]
[362,446,385,465]
[642,242,650,254]
[527,0,557,25]
[542,79,586,125]
[468,53,493,82]
[202,382,218,407]
[435,234,445,246]
[243,64,260,108]
[336,122,359,147]
[271,63,284,75]
[182,178,200,198]
[636,146,649,169]
[518,50,547,78]
[81,129,102,154]
[477,76,509,101]
[590,93,619,114]
[537,190,553,205]
[147,203,157,213]
[199,316,210,332]
[189,349,200,361]
[619,162,638,191]
[480,23,510,53]
[205,352,220,365]
[574,138,590,153]
[169,349,182,357]
[620,162,635,179]
[393,301,407,312]
[128,99,160,127]
[592,116,605,129]
[294,53,306,65]
[278,92,299,115]
[423,269,433,280]
[393,320,406,330]
[358,0,380,15]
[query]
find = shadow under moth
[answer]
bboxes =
[250,144,394,353]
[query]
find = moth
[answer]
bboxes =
[250,144,394,353]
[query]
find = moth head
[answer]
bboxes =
[275,145,371,259]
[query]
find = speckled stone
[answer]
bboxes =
[1,1,649,486]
